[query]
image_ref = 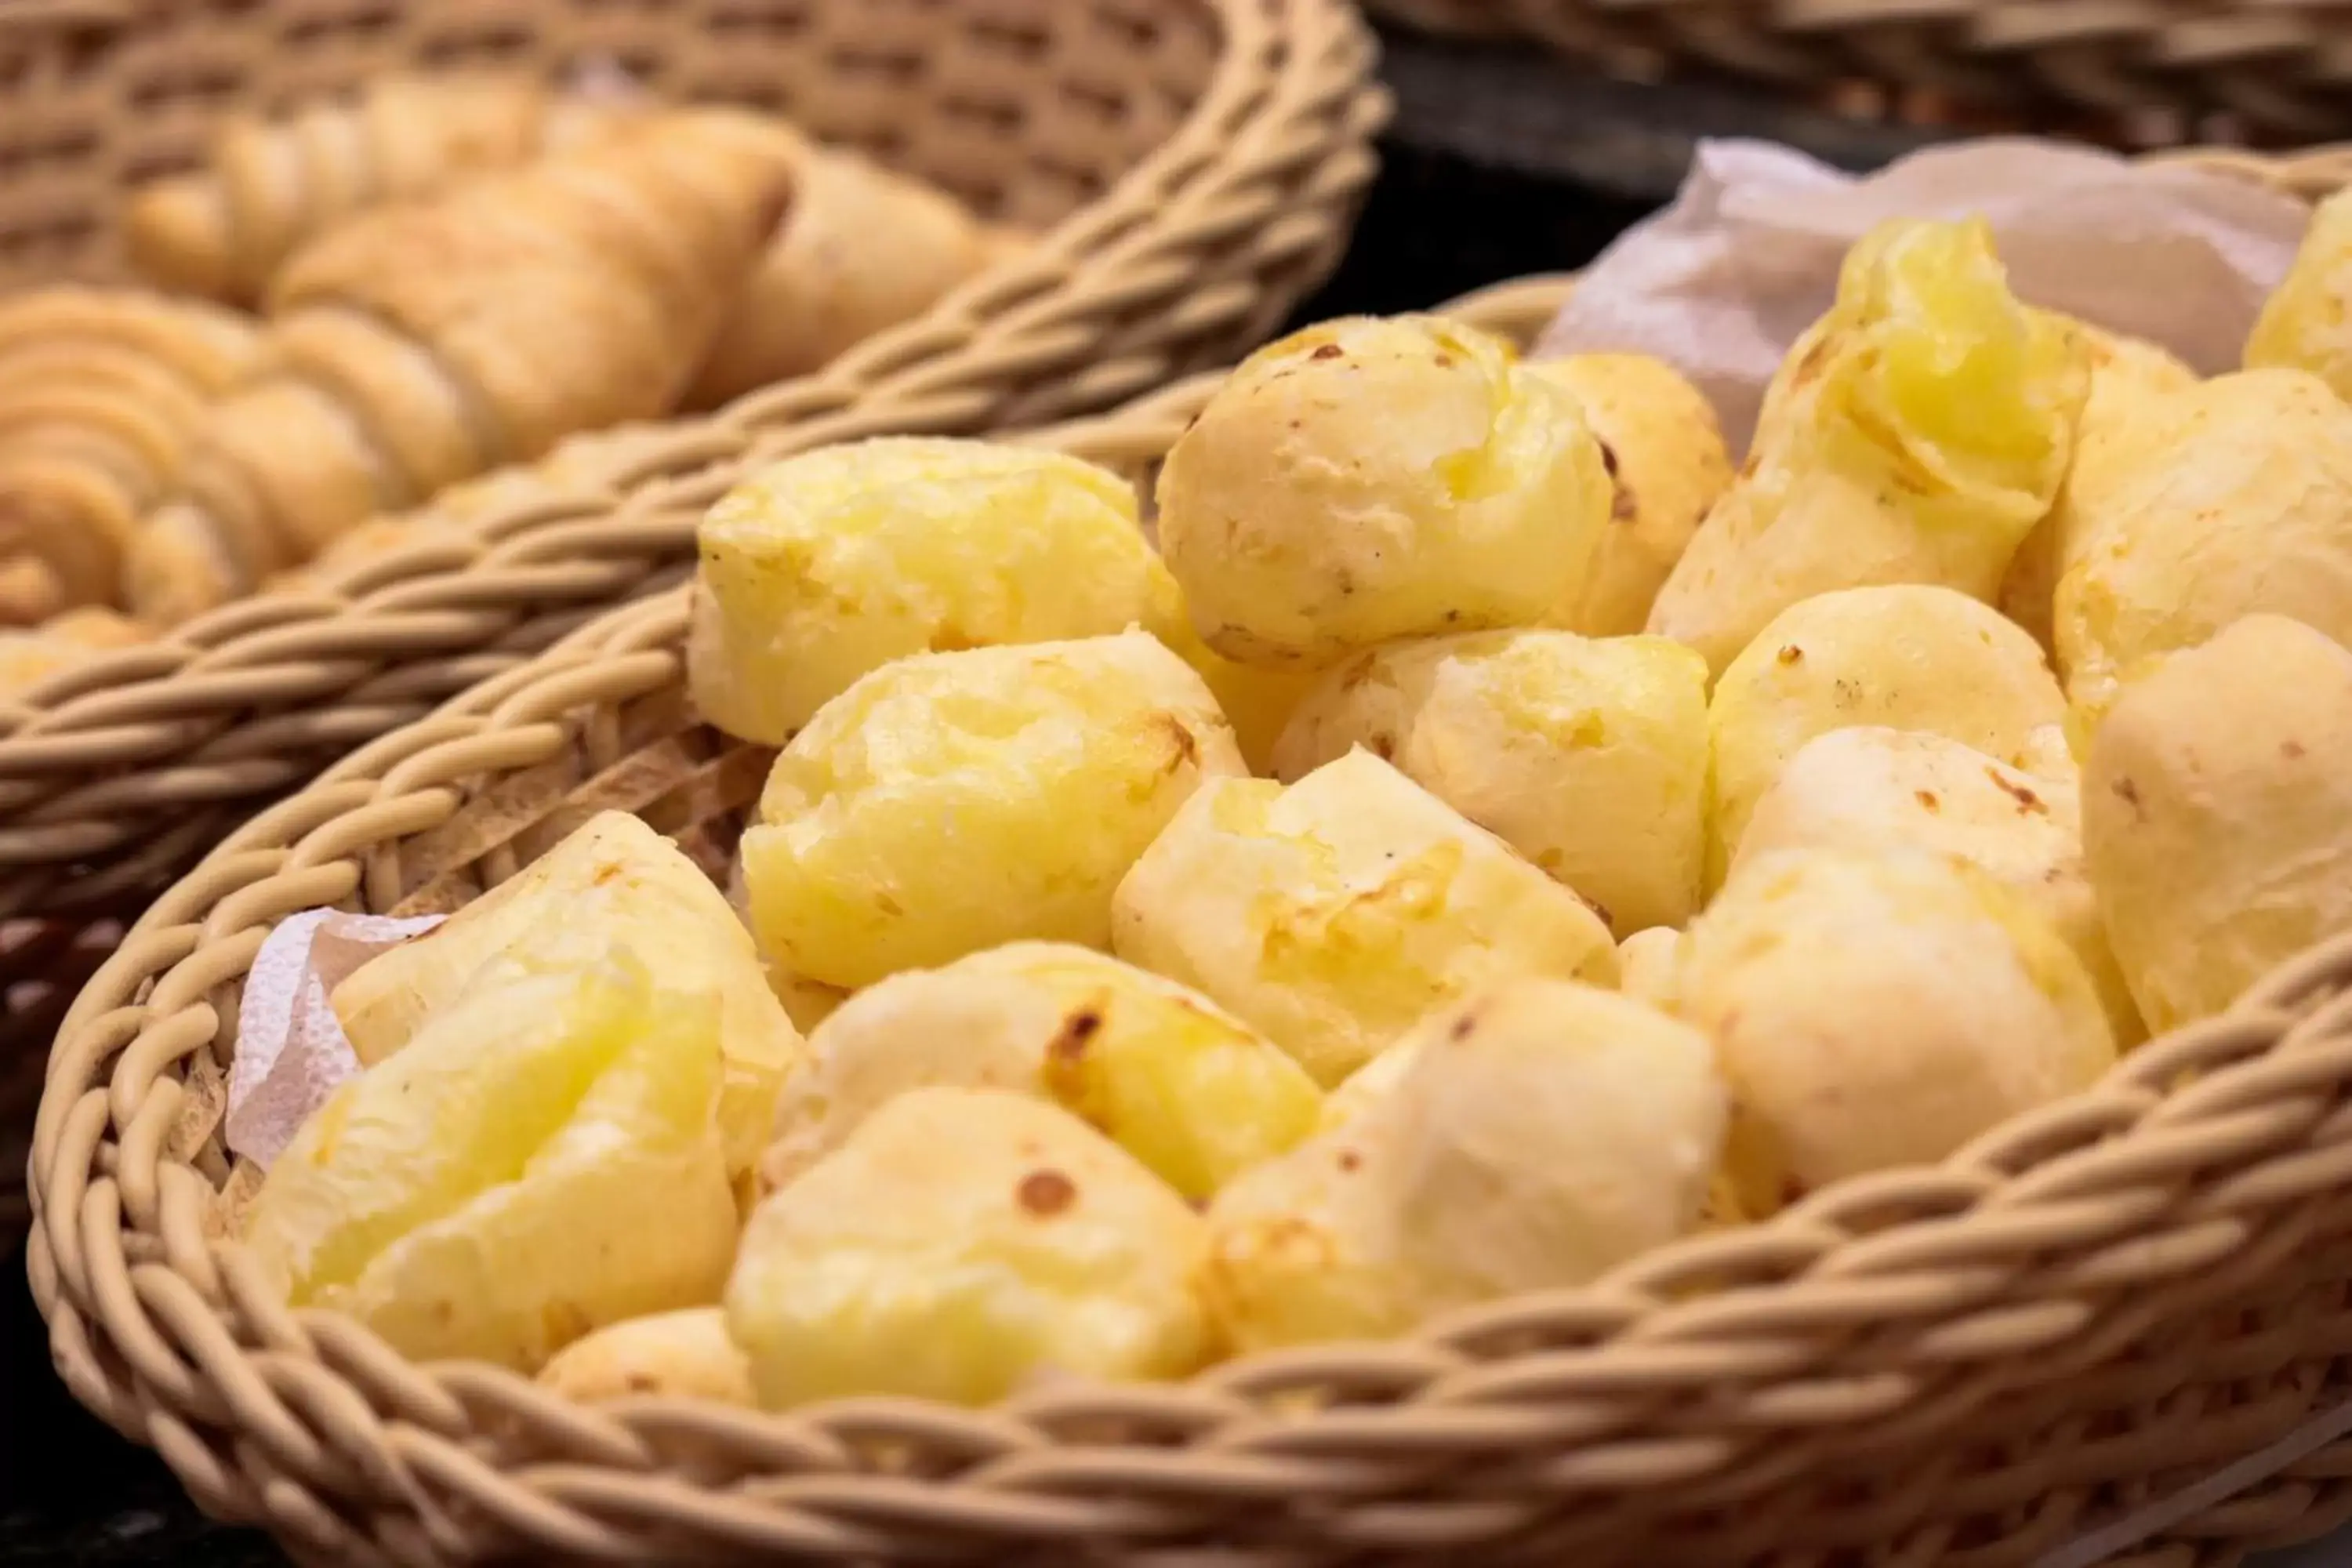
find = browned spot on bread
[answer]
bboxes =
[1986,767,2047,815]
[1310,343,1345,361]
[1047,1007,1104,1067]
[1017,1169,1077,1217]
[1915,789,1941,814]
[2113,776,2144,821]
[1156,713,1200,772]
[1777,644,1803,666]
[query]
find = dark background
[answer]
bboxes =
[1,24,2306,1568]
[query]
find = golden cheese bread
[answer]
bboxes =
[125,111,797,626]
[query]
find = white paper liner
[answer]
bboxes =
[225,908,445,1167]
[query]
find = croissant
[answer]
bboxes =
[0,290,267,622]
[685,148,1026,408]
[122,74,637,305]
[126,111,798,626]
[0,607,151,700]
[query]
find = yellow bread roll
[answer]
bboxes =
[741,630,1247,990]
[761,941,1319,1202]
[1272,629,1709,936]
[2053,368,2352,728]
[1202,978,1726,1348]
[1678,846,2115,1210]
[1650,218,2087,676]
[1526,354,1733,637]
[1156,315,1613,669]
[728,1087,1213,1407]
[1112,747,1620,1086]
[2083,615,2352,1033]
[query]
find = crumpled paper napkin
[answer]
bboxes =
[226,908,444,1167]
[1533,137,2314,454]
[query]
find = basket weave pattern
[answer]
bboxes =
[0,0,1382,1131]
[1369,0,2352,143]
[33,267,2352,1567]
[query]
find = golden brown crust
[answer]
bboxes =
[0,290,266,619]
[271,307,494,497]
[686,147,1002,408]
[126,112,795,626]
[0,289,265,394]
[120,75,611,305]
[0,458,141,621]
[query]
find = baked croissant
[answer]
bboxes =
[0,607,151,700]
[123,74,636,305]
[686,148,1026,408]
[0,289,267,622]
[126,111,798,626]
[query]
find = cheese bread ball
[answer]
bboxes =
[689,437,1170,744]
[1156,314,1613,669]
[1272,629,1708,935]
[2084,615,2352,1033]
[1112,749,1620,1086]
[333,811,803,1179]
[2053,368,2352,726]
[1679,847,2115,1207]
[249,950,738,1370]
[1650,218,2087,675]
[1616,925,1686,1014]
[1526,354,1733,637]
[1142,580,1321,773]
[728,1087,1213,1407]
[1202,978,1726,1349]
[1998,321,2198,650]
[537,1308,755,1406]
[2246,186,2352,401]
[1707,584,2071,884]
[762,942,1320,1201]
[1736,727,2140,1045]
[741,630,1246,990]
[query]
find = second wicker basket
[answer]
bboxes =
[0,0,1386,1214]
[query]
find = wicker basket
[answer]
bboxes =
[1367,0,2352,144]
[0,0,1384,1218]
[36,234,2352,1566]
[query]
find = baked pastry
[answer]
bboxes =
[686,148,1021,407]
[0,289,267,622]
[0,606,151,700]
[122,74,636,304]
[126,111,798,626]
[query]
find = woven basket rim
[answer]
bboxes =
[1364,0,2352,145]
[32,203,2352,1562]
[0,0,1386,926]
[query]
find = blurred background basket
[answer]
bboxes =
[0,0,1385,1225]
[34,265,2352,1567]
[1367,0,2352,147]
